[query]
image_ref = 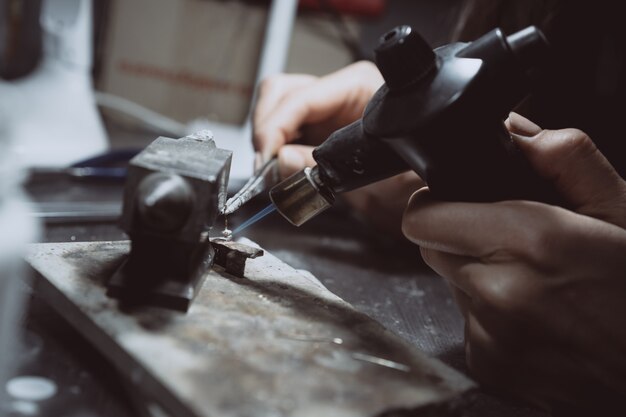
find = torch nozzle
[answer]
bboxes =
[269,166,335,226]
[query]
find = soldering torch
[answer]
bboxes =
[269,25,560,226]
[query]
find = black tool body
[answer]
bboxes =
[313,25,561,205]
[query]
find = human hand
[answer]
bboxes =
[254,61,424,236]
[402,113,626,414]
[253,61,384,176]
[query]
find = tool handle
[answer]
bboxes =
[313,120,409,193]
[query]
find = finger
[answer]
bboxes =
[420,247,483,296]
[403,188,549,258]
[254,74,316,128]
[421,247,531,314]
[504,112,542,136]
[407,186,626,282]
[253,75,316,162]
[506,113,626,227]
[253,62,383,163]
[277,144,316,179]
[511,126,626,227]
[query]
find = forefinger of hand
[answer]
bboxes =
[253,62,383,163]
[402,187,571,261]
[253,74,316,161]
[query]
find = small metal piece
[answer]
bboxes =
[276,333,345,345]
[223,158,280,215]
[269,166,334,226]
[351,352,411,372]
[221,228,233,240]
[211,239,263,277]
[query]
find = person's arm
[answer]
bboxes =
[402,113,626,415]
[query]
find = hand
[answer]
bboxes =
[402,113,626,414]
[253,61,384,175]
[253,61,424,236]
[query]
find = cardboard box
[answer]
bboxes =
[99,0,267,125]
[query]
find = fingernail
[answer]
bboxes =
[508,112,542,136]
[509,132,534,143]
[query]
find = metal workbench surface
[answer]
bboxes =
[9,170,548,417]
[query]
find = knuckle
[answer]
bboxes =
[350,60,379,74]
[550,128,598,160]
[518,222,558,266]
[477,275,535,315]
[258,75,283,94]
[492,201,557,267]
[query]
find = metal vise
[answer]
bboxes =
[108,131,232,311]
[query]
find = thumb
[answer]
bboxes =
[507,113,626,228]
[277,144,316,179]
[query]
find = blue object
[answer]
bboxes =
[232,203,276,235]
[67,148,141,181]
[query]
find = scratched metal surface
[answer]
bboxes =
[26,239,475,417]
[27,190,550,417]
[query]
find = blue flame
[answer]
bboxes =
[232,204,276,235]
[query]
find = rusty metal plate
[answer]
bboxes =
[25,240,474,417]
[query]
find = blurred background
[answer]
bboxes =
[1,0,463,174]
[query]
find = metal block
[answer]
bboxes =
[119,131,232,241]
[110,131,232,311]
[211,239,264,277]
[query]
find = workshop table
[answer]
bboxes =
[7,160,549,417]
